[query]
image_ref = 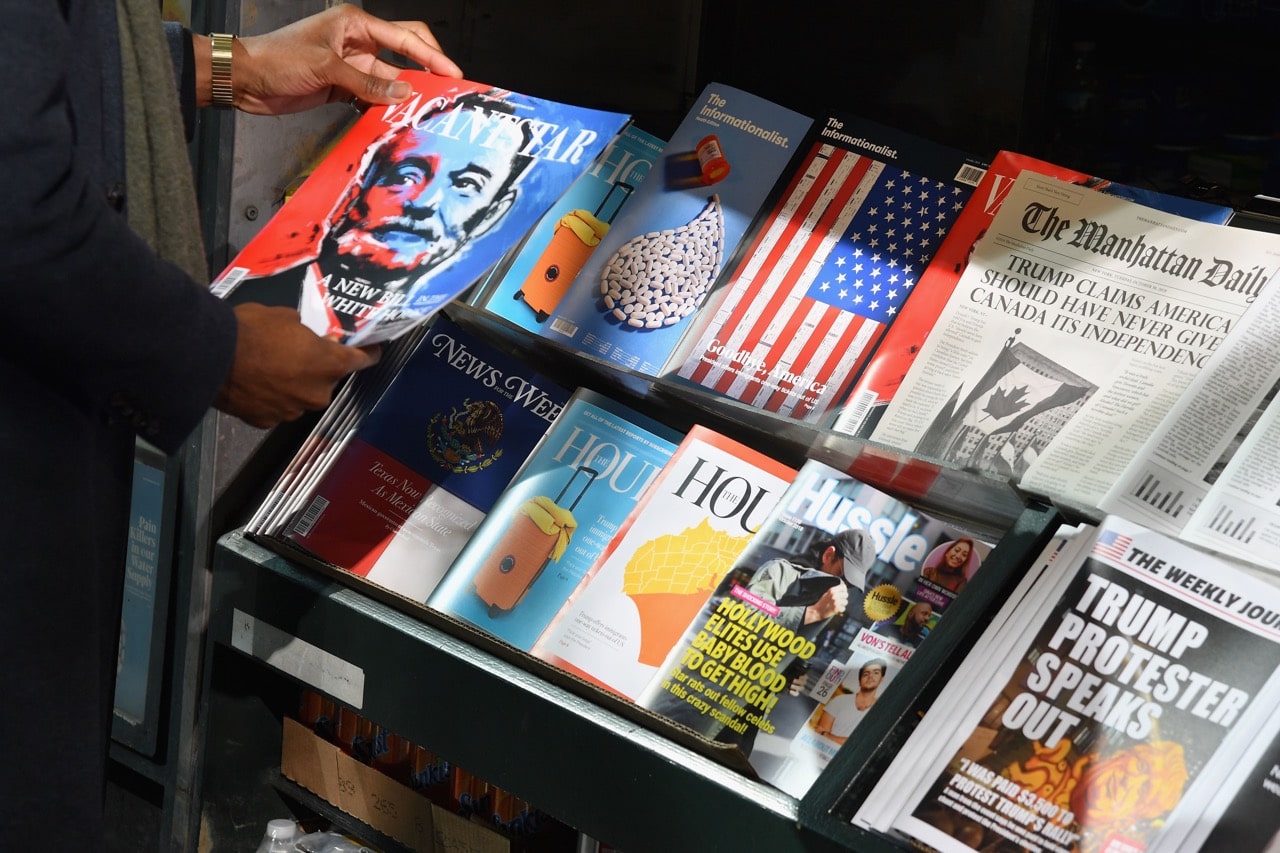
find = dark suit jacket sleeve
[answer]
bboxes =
[0,2,237,453]
[162,21,198,139]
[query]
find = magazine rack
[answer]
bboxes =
[205,496,1059,852]
[194,298,1064,848]
[173,1,1091,849]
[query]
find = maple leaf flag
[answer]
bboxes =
[916,342,1096,478]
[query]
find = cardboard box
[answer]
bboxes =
[281,717,509,853]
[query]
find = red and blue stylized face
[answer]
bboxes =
[329,102,530,280]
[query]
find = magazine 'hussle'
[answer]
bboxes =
[211,71,630,346]
[637,457,993,798]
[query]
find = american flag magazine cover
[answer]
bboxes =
[665,110,986,423]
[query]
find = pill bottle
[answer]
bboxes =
[696,134,730,184]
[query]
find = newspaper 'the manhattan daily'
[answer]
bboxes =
[870,172,1280,511]
[1099,249,1280,570]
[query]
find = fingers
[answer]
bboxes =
[388,19,446,54]
[233,5,464,115]
[381,18,464,78]
[339,343,381,377]
[323,15,464,107]
[340,15,463,106]
[341,6,463,81]
[353,344,383,367]
[216,303,382,429]
[339,66,412,106]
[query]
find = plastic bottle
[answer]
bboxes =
[695,134,730,184]
[255,818,299,853]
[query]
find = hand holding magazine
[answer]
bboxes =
[213,72,630,346]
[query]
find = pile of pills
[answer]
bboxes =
[598,195,724,329]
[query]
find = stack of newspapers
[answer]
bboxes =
[851,514,1280,853]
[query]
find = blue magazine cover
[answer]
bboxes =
[284,314,571,601]
[426,387,682,650]
[475,124,666,331]
[539,84,813,375]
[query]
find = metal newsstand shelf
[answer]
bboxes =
[206,529,916,852]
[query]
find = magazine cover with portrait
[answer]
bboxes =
[636,457,992,798]
[211,71,630,345]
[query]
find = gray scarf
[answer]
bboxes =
[116,0,208,283]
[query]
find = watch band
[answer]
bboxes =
[210,33,235,109]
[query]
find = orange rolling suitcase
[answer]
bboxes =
[515,181,633,322]
[473,465,597,615]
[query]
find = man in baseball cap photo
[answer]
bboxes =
[834,527,877,592]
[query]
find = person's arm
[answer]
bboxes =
[0,3,236,453]
[189,4,464,426]
[191,4,463,114]
[163,21,198,139]
[0,4,387,452]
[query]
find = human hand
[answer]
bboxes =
[212,4,464,115]
[805,583,849,624]
[214,303,381,429]
[788,670,810,697]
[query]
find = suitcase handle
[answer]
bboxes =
[555,465,598,511]
[594,181,633,224]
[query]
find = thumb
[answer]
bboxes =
[346,69,414,105]
[353,343,383,368]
